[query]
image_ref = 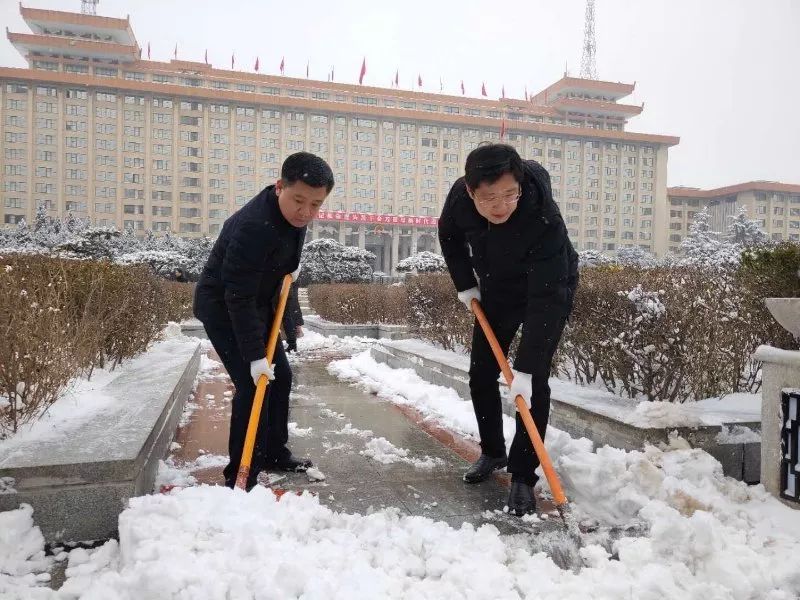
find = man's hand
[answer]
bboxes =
[296,325,304,338]
[290,266,301,282]
[457,287,481,311]
[508,370,533,410]
[250,358,275,385]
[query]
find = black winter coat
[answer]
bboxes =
[438,160,578,376]
[193,185,304,362]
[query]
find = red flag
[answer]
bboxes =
[500,119,506,140]
[417,74,422,88]
[525,85,528,102]
[173,43,178,60]
[331,66,334,81]
[501,85,505,99]
[481,82,487,97]
[280,56,285,75]
[460,80,465,95]
[359,57,366,84]
[306,62,309,78]
[255,56,260,72]
[231,53,235,70]
[204,49,208,65]
[395,69,399,87]
[147,42,150,60]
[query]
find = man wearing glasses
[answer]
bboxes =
[438,143,578,515]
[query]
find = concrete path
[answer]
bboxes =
[171,341,564,537]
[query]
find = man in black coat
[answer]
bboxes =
[193,152,334,490]
[438,144,578,515]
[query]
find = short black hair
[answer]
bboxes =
[281,152,335,193]
[464,143,524,190]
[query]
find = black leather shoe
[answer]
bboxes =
[270,454,313,473]
[506,481,536,516]
[463,454,507,483]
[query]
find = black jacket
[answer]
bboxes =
[438,160,578,375]
[193,185,304,362]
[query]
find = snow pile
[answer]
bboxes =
[335,423,374,438]
[296,329,373,354]
[154,454,229,490]
[4,482,800,599]
[361,437,444,469]
[0,477,16,495]
[626,400,703,428]
[0,504,52,596]
[288,422,313,437]
[329,351,510,443]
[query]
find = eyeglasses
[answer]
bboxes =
[472,186,521,208]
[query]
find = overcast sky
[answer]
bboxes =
[1,0,797,189]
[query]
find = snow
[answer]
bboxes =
[361,437,444,469]
[0,323,199,455]
[0,476,17,495]
[154,453,229,489]
[334,423,374,438]
[329,351,512,444]
[4,474,800,599]
[383,338,763,428]
[288,422,313,437]
[306,467,326,482]
[3,331,799,597]
[293,329,374,355]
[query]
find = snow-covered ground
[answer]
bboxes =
[2,333,799,599]
[381,337,762,429]
[0,323,205,452]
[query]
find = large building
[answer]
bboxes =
[667,182,800,252]
[1,4,680,272]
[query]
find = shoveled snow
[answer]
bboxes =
[288,422,313,437]
[361,437,444,469]
[3,481,800,599]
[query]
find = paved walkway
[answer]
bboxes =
[170,340,563,537]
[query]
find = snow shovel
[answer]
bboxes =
[470,298,581,541]
[235,274,293,490]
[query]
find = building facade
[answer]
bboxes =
[1,5,680,272]
[667,182,800,252]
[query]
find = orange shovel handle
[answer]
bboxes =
[235,274,293,490]
[470,298,568,506]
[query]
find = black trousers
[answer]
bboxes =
[202,317,292,487]
[468,309,566,486]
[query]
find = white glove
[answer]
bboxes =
[250,358,275,385]
[457,286,481,311]
[509,370,533,410]
[290,265,301,282]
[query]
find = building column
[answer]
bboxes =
[358,226,366,250]
[411,227,420,255]
[338,224,346,244]
[309,222,318,240]
[390,226,399,274]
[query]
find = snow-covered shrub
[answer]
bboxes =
[0,212,212,280]
[0,254,194,438]
[395,251,447,274]
[405,274,472,352]
[0,256,81,436]
[578,249,614,269]
[298,238,374,285]
[308,283,407,324]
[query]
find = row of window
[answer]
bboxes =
[9,80,638,131]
